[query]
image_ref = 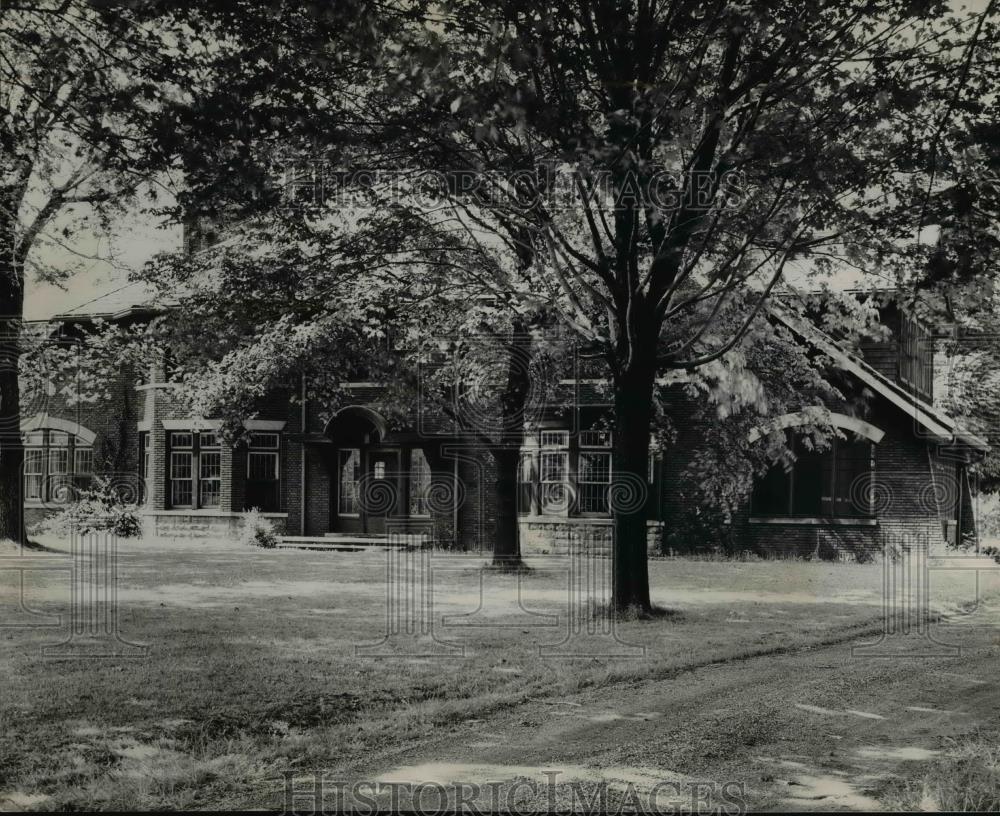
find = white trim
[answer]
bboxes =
[162,418,221,430]
[137,421,151,432]
[748,410,885,444]
[20,414,96,445]
[244,419,287,431]
[770,306,982,446]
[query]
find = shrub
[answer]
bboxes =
[32,477,143,539]
[239,508,278,549]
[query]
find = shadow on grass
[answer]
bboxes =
[591,601,684,622]
[0,537,66,554]
[482,559,533,575]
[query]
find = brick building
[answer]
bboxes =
[23,286,987,559]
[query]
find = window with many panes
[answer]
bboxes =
[577,430,612,514]
[198,432,221,508]
[22,428,94,504]
[167,430,226,509]
[751,434,874,518]
[899,314,933,397]
[169,432,194,507]
[519,428,626,517]
[539,431,569,514]
[518,426,651,518]
[245,433,280,512]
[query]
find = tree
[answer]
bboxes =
[127,0,1000,608]
[352,0,1000,610]
[0,0,222,540]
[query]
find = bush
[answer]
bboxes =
[32,477,143,539]
[239,508,278,549]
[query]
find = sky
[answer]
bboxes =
[24,199,181,321]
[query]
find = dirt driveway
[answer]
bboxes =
[317,609,1000,812]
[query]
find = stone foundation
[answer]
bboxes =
[519,517,663,555]
[143,511,288,540]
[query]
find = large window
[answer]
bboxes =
[169,432,194,507]
[539,431,569,514]
[245,432,280,512]
[519,427,626,518]
[23,428,94,504]
[751,435,874,518]
[578,431,612,514]
[198,432,221,508]
[169,430,225,509]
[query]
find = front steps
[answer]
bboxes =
[276,532,432,551]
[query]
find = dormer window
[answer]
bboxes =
[899,314,933,398]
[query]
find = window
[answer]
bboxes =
[73,446,94,490]
[899,314,933,397]
[169,432,194,507]
[409,449,431,516]
[198,432,221,508]
[22,428,94,504]
[138,432,150,504]
[579,428,612,514]
[517,452,535,515]
[539,437,569,514]
[246,432,280,512]
[751,434,874,518]
[338,449,360,515]
[519,427,633,517]
[578,455,612,515]
[24,447,43,502]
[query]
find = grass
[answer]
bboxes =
[876,732,1000,811]
[0,536,996,810]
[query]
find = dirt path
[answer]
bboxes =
[315,616,1000,811]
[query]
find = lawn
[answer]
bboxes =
[0,536,997,810]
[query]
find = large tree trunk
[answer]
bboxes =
[491,323,531,567]
[0,231,25,544]
[492,446,522,566]
[611,357,656,612]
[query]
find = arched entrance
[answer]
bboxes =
[324,407,433,535]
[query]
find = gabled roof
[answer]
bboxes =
[770,305,988,453]
[51,281,173,323]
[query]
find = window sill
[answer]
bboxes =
[749,516,877,527]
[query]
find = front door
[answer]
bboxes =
[362,449,400,534]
